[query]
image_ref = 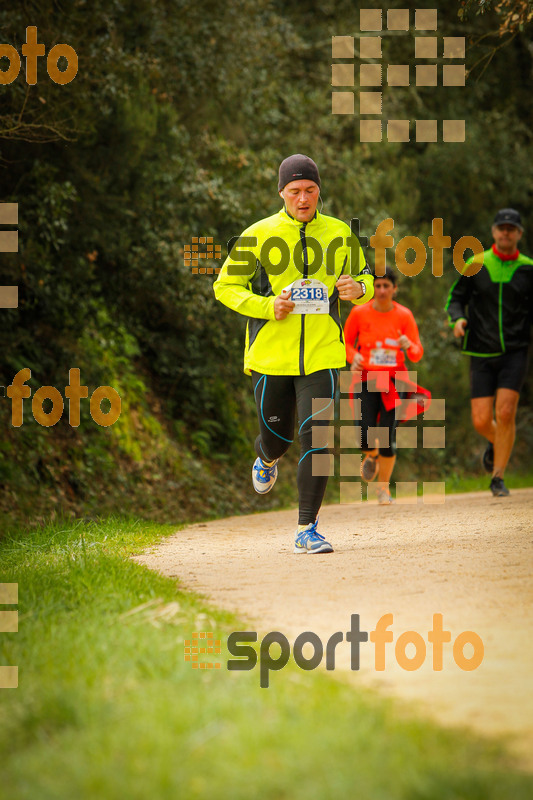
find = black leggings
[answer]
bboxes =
[251,369,338,525]
[355,381,398,457]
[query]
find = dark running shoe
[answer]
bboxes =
[490,477,510,497]
[361,453,379,482]
[482,443,494,473]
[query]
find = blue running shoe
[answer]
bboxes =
[294,519,333,554]
[252,457,278,494]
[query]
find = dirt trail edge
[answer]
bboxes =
[134,488,533,765]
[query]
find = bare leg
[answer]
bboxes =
[471,396,496,443]
[492,388,520,478]
[376,455,396,491]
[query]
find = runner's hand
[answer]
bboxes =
[274,289,295,320]
[350,352,364,371]
[453,318,467,338]
[336,275,364,300]
[398,334,412,350]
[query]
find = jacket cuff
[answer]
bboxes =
[351,275,374,305]
[448,315,467,327]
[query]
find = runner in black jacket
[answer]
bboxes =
[446,208,533,497]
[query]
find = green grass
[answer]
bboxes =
[444,468,533,494]
[1,517,532,800]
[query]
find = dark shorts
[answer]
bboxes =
[354,381,403,458]
[470,348,529,398]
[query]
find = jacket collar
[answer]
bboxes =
[279,207,319,227]
[492,243,520,262]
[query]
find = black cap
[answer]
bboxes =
[278,154,321,192]
[493,208,523,231]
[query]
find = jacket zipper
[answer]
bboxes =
[498,261,505,353]
[299,222,308,375]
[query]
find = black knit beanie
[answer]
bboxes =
[278,154,321,192]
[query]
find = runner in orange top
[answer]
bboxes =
[343,267,430,504]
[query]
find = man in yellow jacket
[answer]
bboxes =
[214,154,373,554]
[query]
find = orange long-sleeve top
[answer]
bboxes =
[344,301,423,371]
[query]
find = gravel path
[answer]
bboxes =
[135,488,533,765]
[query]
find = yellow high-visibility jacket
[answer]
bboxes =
[214,208,374,375]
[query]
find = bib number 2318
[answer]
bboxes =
[286,278,329,315]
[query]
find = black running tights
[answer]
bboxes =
[251,369,338,525]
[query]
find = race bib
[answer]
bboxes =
[369,347,397,366]
[285,278,329,315]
